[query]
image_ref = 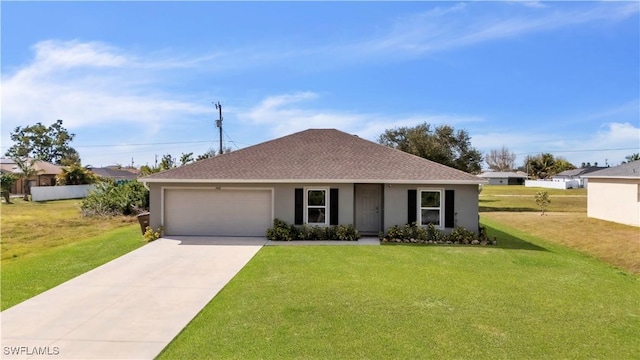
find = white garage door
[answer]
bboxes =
[163,188,272,236]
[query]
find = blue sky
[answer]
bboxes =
[2,1,639,169]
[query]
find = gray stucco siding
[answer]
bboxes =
[148,182,479,235]
[383,183,480,233]
[148,182,354,231]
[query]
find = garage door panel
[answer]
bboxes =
[164,189,272,236]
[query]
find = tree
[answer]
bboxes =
[624,153,640,163]
[524,153,575,179]
[196,146,232,161]
[56,164,98,185]
[180,152,194,166]
[485,146,516,172]
[535,191,550,215]
[378,123,483,173]
[0,172,18,204]
[5,120,78,165]
[159,154,176,170]
[13,157,42,201]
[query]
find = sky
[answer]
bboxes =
[1,1,639,169]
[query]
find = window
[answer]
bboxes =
[419,189,443,227]
[306,189,327,225]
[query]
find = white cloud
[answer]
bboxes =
[2,40,211,133]
[238,92,484,142]
[472,121,640,167]
[348,2,638,57]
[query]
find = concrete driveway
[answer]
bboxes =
[1,237,266,359]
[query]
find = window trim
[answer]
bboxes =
[418,188,444,229]
[304,187,329,225]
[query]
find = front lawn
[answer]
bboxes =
[1,198,136,260]
[158,223,640,359]
[1,199,144,310]
[480,185,586,212]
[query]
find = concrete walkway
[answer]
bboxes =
[1,237,266,360]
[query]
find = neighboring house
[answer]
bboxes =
[139,129,486,237]
[552,167,606,188]
[0,157,63,194]
[583,161,640,227]
[478,171,527,185]
[87,166,139,182]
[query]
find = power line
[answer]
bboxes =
[71,140,215,148]
[514,147,638,156]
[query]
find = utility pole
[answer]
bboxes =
[214,101,223,154]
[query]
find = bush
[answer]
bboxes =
[266,219,360,241]
[143,226,163,242]
[381,223,493,245]
[81,180,149,217]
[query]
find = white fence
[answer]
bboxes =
[525,180,580,189]
[31,184,96,202]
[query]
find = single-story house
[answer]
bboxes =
[0,157,63,194]
[478,171,527,185]
[87,166,139,182]
[139,129,486,237]
[552,166,606,188]
[583,161,640,227]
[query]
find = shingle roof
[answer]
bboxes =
[554,167,606,178]
[141,129,484,184]
[0,158,62,175]
[89,167,138,180]
[582,160,640,179]
[478,171,527,179]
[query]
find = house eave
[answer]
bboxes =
[582,175,640,180]
[139,178,487,185]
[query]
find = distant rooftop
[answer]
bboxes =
[583,161,640,179]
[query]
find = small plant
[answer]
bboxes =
[336,224,360,241]
[266,219,359,241]
[143,226,163,242]
[535,191,550,215]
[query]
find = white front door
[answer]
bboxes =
[355,184,382,234]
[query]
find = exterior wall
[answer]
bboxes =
[148,182,354,230]
[487,177,508,185]
[31,184,96,202]
[587,178,640,227]
[148,182,480,233]
[525,179,580,189]
[383,183,480,233]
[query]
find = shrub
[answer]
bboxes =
[381,223,493,246]
[266,219,360,241]
[336,224,360,241]
[81,180,149,217]
[143,226,163,242]
[266,219,297,241]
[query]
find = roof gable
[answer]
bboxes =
[140,129,484,184]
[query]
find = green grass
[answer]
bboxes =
[480,185,586,212]
[158,225,640,359]
[1,198,137,260]
[1,225,143,310]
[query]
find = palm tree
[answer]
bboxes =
[625,153,640,163]
[13,157,41,201]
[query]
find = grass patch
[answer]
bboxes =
[159,231,640,359]
[480,185,586,212]
[1,198,136,260]
[1,225,143,310]
[1,198,144,310]
[482,212,640,275]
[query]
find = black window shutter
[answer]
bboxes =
[445,190,455,228]
[294,188,303,225]
[330,188,339,225]
[408,189,417,224]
